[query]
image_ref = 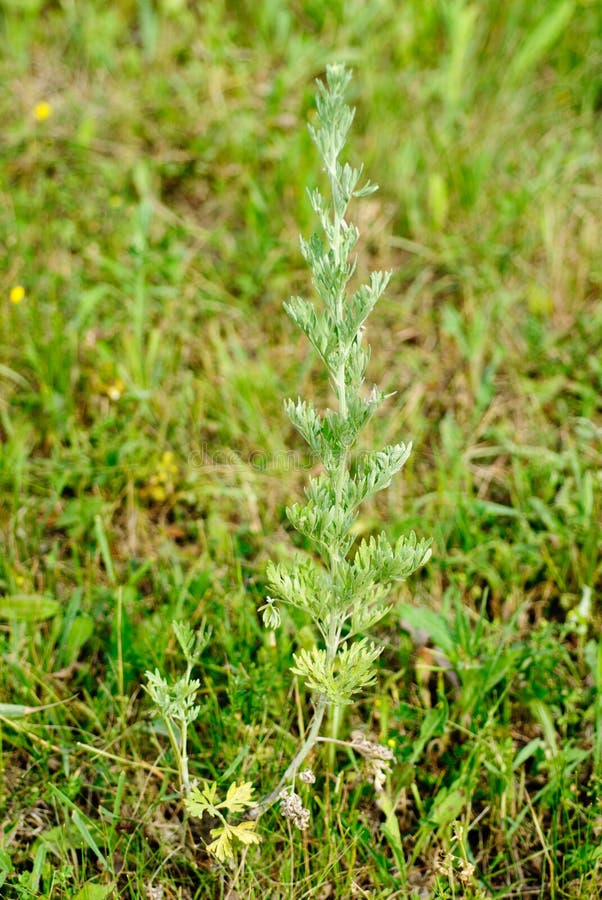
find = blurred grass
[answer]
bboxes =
[0,0,601,897]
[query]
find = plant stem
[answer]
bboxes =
[161,719,179,778]
[180,720,190,797]
[162,716,190,798]
[247,694,328,819]
[249,67,374,821]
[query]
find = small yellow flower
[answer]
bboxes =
[141,450,179,503]
[33,101,53,122]
[387,738,396,749]
[105,378,124,401]
[9,285,25,304]
[160,451,178,475]
[148,483,167,502]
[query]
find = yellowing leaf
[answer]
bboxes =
[201,781,219,806]
[205,821,261,861]
[184,781,220,818]
[229,820,262,846]
[206,826,233,862]
[222,780,256,813]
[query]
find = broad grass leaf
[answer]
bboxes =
[431,786,465,835]
[0,594,60,621]
[61,614,94,662]
[399,604,455,657]
[71,810,110,870]
[0,704,38,718]
[506,1,575,87]
[73,884,115,900]
[0,847,12,887]
[409,704,448,765]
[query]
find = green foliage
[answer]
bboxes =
[144,619,265,863]
[0,1,601,896]
[291,637,382,703]
[248,65,431,819]
[265,65,431,714]
[144,668,201,729]
[144,619,210,796]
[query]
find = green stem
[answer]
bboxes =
[180,720,190,797]
[247,695,328,819]
[163,716,190,798]
[249,103,354,822]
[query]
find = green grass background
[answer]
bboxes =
[0,1,601,897]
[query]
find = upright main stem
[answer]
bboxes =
[247,695,328,819]
[250,121,351,820]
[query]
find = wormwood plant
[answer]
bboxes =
[248,63,432,818]
[153,64,431,860]
[145,620,211,797]
[145,622,264,859]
